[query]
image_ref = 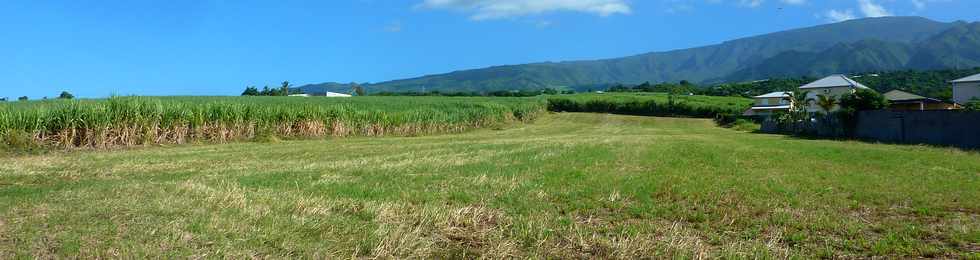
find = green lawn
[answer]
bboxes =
[1,113,977,258]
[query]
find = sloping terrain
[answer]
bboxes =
[2,113,977,258]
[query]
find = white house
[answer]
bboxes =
[950,73,980,105]
[742,91,793,116]
[799,74,872,113]
[324,92,352,97]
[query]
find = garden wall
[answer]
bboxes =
[854,110,980,149]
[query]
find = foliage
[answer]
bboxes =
[375,88,569,97]
[0,96,546,149]
[547,93,752,119]
[17,96,28,101]
[608,81,700,95]
[58,91,74,100]
[351,83,366,96]
[241,86,260,96]
[833,89,890,135]
[815,94,838,114]
[965,98,980,111]
[242,84,297,96]
[839,89,889,112]
[281,81,291,96]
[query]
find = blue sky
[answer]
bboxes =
[2,0,979,98]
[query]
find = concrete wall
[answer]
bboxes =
[855,110,980,149]
[953,81,980,105]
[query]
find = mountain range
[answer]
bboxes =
[295,16,980,94]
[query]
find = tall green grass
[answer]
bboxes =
[547,93,752,118]
[0,96,545,149]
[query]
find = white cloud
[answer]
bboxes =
[780,0,806,5]
[739,0,764,8]
[418,0,632,20]
[911,0,925,10]
[858,0,892,17]
[824,9,856,22]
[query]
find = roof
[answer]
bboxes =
[753,91,791,98]
[324,92,352,97]
[883,89,942,103]
[884,90,928,101]
[951,73,980,83]
[750,105,792,110]
[799,74,871,90]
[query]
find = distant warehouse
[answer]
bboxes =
[950,73,980,104]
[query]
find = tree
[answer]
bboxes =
[839,89,889,112]
[58,91,74,99]
[350,83,366,96]
[837,89,889,134]
[815,94,837,114]
[241,86,259,96]
[281,81,291,96]
[18,96,28,101]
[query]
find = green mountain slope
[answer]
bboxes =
[297,16,976,93]
[722,21,980,82]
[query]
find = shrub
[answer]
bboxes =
[836,89,889,135]
[547,93,751,119]
[965,98,980,111]
[714,113,738,126]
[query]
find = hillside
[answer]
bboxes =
[297,16,980,94]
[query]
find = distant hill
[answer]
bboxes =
[296,16,980,93]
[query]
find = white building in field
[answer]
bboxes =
[951,73,980,105]
[324,92,352,97]
[799,74,872,113]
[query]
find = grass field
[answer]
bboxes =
[1,113,977,258]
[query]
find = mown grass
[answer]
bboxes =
[1,113,977,258]
[0,96,544,149]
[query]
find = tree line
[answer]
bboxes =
[241,81,294,96]
[2,91,75,102]
[374,88,573,97]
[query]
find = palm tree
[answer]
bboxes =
[280,81,291,96]
[783,90,810,114]
[816,94,838,114]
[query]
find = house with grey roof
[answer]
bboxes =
[742,91,793,117]
[799,74,872,113]
[883,89,960,111]
[950,73,980,105]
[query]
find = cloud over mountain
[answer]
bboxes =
[418,0,631,20]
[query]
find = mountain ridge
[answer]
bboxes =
[295,16,979,94]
